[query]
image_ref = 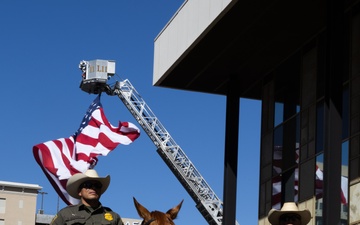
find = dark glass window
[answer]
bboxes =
[271,175,282,209]
[342,85,349,139]
[315,154,324,225]
[271,51,302,210]
[274,102,284,127]
[273,126,283,176]
[272,114,300,206]
[273,53,301,128]
[340,141,349,223]
[272,125,283,208]
[299,158,315,201]
[316,101,324,153]
[274,93,300,127]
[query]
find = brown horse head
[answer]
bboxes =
[133,197,183,225]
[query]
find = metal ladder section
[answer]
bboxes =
[113,79,224,225]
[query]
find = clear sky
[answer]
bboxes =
[0,1,261,224]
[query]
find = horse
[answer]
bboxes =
[133,197,183,225]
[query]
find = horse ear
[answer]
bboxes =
[166,199,183,220]
[133,197,152,220]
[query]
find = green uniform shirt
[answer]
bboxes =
[50,203,124,225]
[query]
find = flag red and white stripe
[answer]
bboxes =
[33,95,140,205]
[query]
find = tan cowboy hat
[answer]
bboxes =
[268,202,311,225]
[66,169,110,199]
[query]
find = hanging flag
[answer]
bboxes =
[33,95,140,205]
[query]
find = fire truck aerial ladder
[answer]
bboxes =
[79,59,238,225]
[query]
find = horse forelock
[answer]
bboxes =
[150,210,175,225]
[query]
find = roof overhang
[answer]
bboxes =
[153,0,326,99]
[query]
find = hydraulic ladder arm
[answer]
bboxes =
[113,79,224,225]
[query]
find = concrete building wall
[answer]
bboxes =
[0,181,42,225]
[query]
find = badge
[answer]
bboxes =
[104,212,113,221]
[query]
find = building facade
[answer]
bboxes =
[153,0,360,224]
[0,181,42,225]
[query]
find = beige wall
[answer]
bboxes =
[350,179,360,225]
[0,190,39,225]
[0,181,42,225]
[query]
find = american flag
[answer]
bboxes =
[33,95,140,205]
[272,145,348,209]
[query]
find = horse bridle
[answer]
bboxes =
[142,218,156,225]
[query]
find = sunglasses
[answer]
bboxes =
[280,214,301,222]
[81,181,103,189]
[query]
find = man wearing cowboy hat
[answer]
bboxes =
[268,202,312,225]
[50,169,123,225]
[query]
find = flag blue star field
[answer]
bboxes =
[33,95,140,205]
[75,94,103,137]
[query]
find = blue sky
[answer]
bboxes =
[0,1,261,224]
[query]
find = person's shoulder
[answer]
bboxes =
[103,206,114,212]
[58,204,79,213]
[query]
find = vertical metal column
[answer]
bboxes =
[223,75,239,225]
[323,0,344,224]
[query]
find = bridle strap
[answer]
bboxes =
[142,218,156,225]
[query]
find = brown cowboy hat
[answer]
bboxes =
[268,202,311,225]
[66,169,110,199]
